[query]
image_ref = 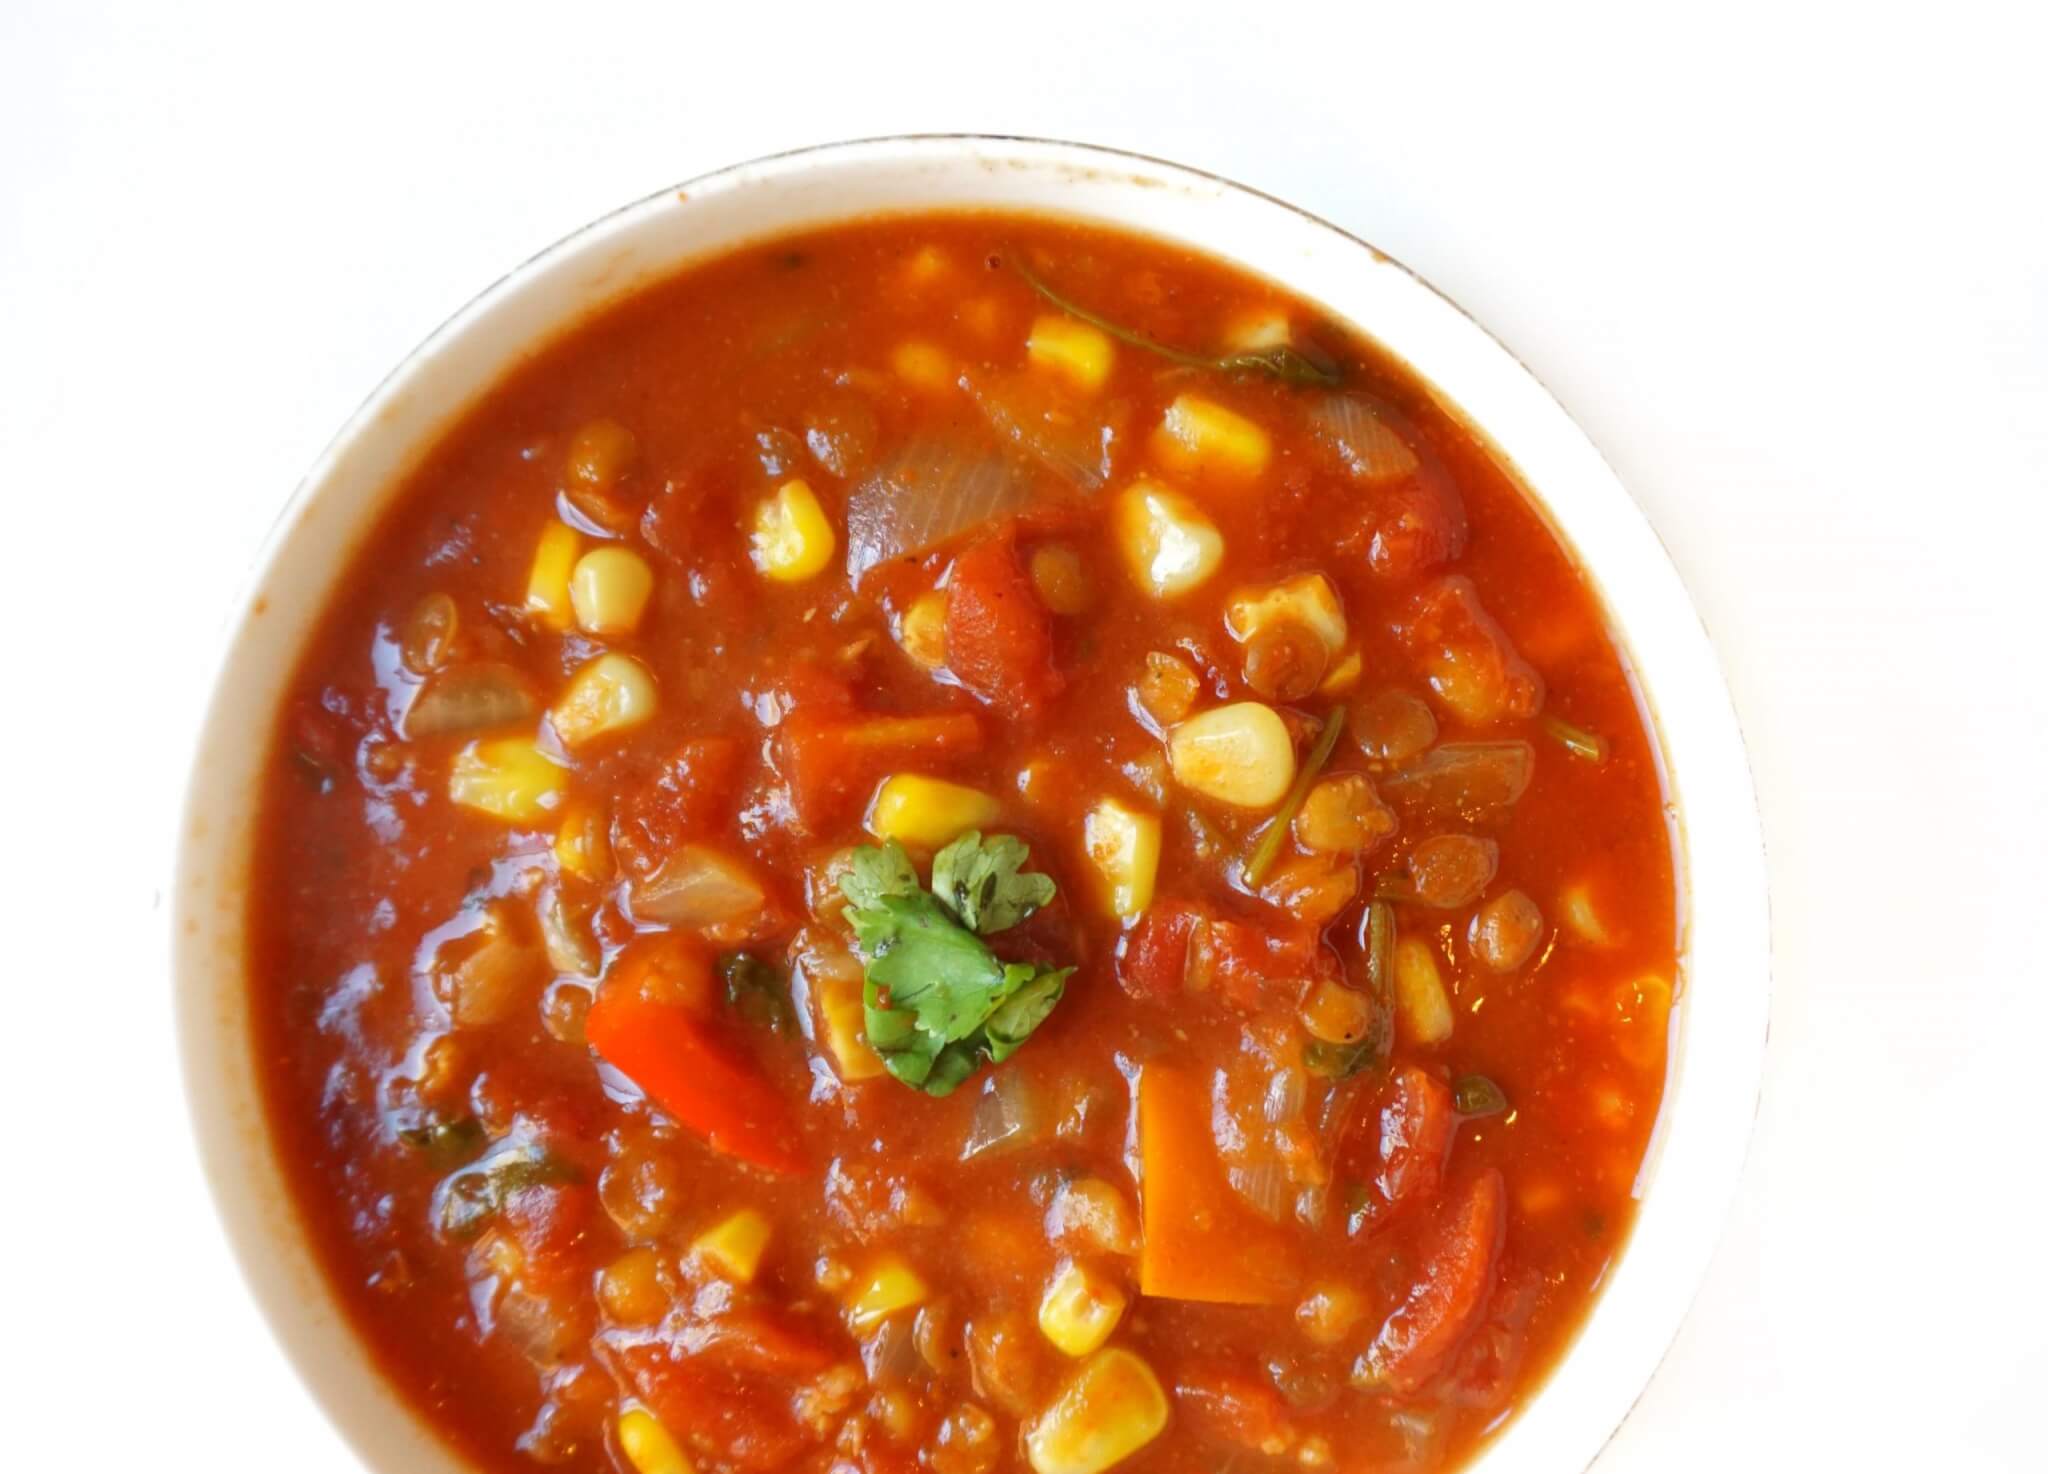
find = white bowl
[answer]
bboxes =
[174,135,1769,1474]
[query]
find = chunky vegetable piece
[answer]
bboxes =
[252,215,1679,1474]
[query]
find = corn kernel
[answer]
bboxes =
[1038,1260,1128,1358]
[750,478,837,583]
[550,652,658,748]
[1027,315,1115,393]
[1047,1177,1141,1258]
[898,590,949,670]
[1082,798,1160,920]
[618,1406,694,1474]
[525,521,581,629]
[553,799,614,881]
[1393,938,1455,1045]
[1226,573,1347,654]
[846,1252,929,1329]
[1295,1283,1364,1345]
[449,734,566,823]
[893,339,954,393]
[569,546,655,636]
[1318,649,1363,695]
[866,774,1000,849]
[600,1247,669,1325]
[692,1208,773,1284]
[1560,882,1614,945]
[1152,393,1271,478]
[1024,1348,1169,1474]
[1221,307,1292,353]
[1167,702,1296,809]
[1113,481,1224,599]
[1029,544,1091,614]
[815,970,885,1081]
[904,244,951,285]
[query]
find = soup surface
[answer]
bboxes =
[251,214,1679,1474]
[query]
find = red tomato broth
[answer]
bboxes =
[249,214,1678,1474]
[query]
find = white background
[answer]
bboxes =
[2,0,2041,1467]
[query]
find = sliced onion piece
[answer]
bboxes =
[1309,395,1421,484]
[1379,741,1535,817]
[845,434,1027,585]
[628,845,767,928]
[960,1068,1042,1160]
[403,662,538,739]
[1226,1160,1291,1222]
[963,369,1114,490]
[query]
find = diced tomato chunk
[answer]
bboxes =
[1395,576,1544,724]
[944,533,1064,718]
[499,1181,596,1293]
[1365,476,1468,580]
[615,1343,816,1473]
[1339,1066,1455,1234]
[708,1309,839,1377]
[1115,901,1203,998]
[617,736,744,875]
[774,710,982,830]
[1365,1169,1506,1394]
[1175,1365,1296,1455]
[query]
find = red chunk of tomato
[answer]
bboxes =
[1395,575,1544,725]
[1175,1365,1296,1455]
[499,1181,596,1294]
[1339,1066,1455,1234]
[774,710,982,831]
[1116,903,1336,1011]
[615,1345,815,1473]
[944,532,1064,718]
[616,736,744,876]
[1364,1168,1506,1394]
[1365,476,1468,580]
[1115,901,1204,998]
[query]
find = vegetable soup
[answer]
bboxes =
[251,214,1679,1474]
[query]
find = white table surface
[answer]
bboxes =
[3,1,2041,1467]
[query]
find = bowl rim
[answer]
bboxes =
[174,132,1771,1474]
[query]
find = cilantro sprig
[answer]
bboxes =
[839,832,1072,1096]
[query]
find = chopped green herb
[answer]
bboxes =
[1244,706,1348,886]
[1012,255,1342,388]
[720,951,793,1033]
[1304,1037,1375,1079]
[1453,1075,1509,1117]
[839,835,1071,1097]
[435,1146,579,1241]
[396,1115,487,1170]
[1541,714,1610,764]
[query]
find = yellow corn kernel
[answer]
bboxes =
[1296,1282,1365,1346]
[904,244,951,286]
[1028,315,1115,393]
[550,652,658,748]
[1082,798,1160,920]
[1221,306,1292,353]
[898,590,949,670]
[815,970,885,1082]
[525,521,581,630]
[618,1406,694,1474]
[553,799,614,882]
[750,478,836,583]
[1167,702,1296,809]
[600,1247,669,1326]
[1318,648,1363,695]
[1560,882,1614,945]
[1225,573,1348,654]
[1037,1260,1128,1358]
[1152,393,1271,478]
[846,1252,929,1329]
[866,774,1000,849]
[1393,938,1455,1045]
[1024,1348,1169,1474]
[692,1208,773,1284]
[1030,544,1091,614]
[1048,1176,1141,1258]
[569,546,655,636]
[892,339,954,393]
[1113,481,1224,599]
[449,734,566,823]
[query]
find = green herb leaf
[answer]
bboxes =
[1453,1074,1509,1117]
[396,1115,488,1170]
[931,831,1057,935]
[1012,254,1342,388]
[434,1145,579,1241]
[839,837,1069,1097]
